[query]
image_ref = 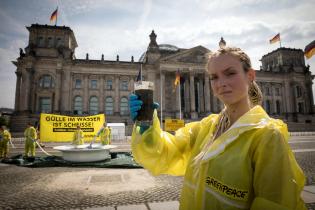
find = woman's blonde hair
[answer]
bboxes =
[191,47,264,178]
[207,47,263,106]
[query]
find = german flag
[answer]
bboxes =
[174,70,180,87]
[173,70,180,92]
[50,8,58,23]
[270,33,280,44]
[304,40,315,59]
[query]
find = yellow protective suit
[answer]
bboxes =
[72,129,84,145]
[99,127,110,145]
[0,130,11,158]
[24,126,37,157]
[131,105,306,210]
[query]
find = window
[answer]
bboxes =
[39,97,51,113]
[266,87,271,96]
[275,88,280,96]
[296,86,302,97]
[38,37,44,47]
[75,79,81,89]
[105,97,114,115]
[106,79,113,90]
[39,75,54,88]
[298,102,304,113]
[90,80,97,89]
[56,38,63,47]
[89,96,99,114]
[265,100,271,114]
[74,96,83,115]
[48,37,54,47]
[276,100,281,114]
[120,80,128,91]
[120,97,129,115]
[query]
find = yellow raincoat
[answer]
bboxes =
[99,127,110,145]
[72,129,84,145]
[0,130,11,158]
[131,106,306,210]
[24,126,37,157]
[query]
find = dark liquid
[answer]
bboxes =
[135,89,154,121]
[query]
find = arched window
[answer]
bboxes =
[105,97,114,115]
[74,96,83,115]
[89,96,99,114]
[276,100,281,114]
[38,75,54,88]
[120,97,129,115]
[265,100,271,114]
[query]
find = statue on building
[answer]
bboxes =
[19,48,25,57]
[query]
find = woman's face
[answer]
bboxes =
[208,54,254,106]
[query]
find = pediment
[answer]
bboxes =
[160,45,210,63]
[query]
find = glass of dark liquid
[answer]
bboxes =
[134,81,154,122]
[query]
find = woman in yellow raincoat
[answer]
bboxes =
[0,126,11,159]
[129,46,306,210]
[97,123,111,145]
[72,125,84,146]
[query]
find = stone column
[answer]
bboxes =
[54,69,62,112]
[204,74,211,112]
[99,76,104,113]
[284,80,292,113]
[160,71,165,110]
[184,74,190,112]
[14,71,22,112]
[114,76,119,114]
[271,83,276,114]
[60,71,70,113]
[199,76,204,113]
[23,68,31,112]
[190,71,197,119]
[83,74,89,113]
[306,81,314,113]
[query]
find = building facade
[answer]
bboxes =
[11,24,315,134]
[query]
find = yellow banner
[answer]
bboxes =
[164,119,185,132]
[39,113,105,142]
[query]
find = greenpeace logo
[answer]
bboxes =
[205,176,248,201]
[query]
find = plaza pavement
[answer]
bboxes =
[1,133,315,209]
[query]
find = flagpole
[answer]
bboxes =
[179,80,181,120]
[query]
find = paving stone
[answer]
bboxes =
[302,190,315,204]
[117,204,148,210]
[305,186,315,194]
[79,207,115,210]
[149,201,180,210]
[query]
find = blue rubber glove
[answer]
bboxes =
[129,94,160,134]
[129,94,143,121]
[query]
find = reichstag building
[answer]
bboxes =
[11,24,315,134]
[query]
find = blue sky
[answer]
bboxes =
[0,0,315,108]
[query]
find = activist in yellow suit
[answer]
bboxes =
[24,123,37,157]
[72,126,84,146]
[130,47,306,210]
[97,123,111,145]
[0,126,11,158]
